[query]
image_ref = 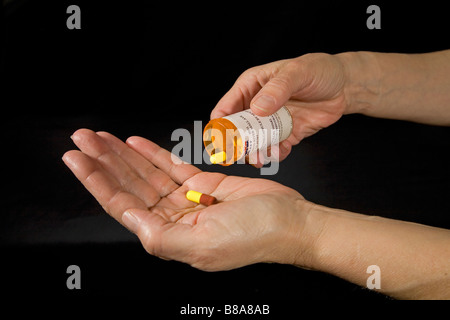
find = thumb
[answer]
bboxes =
[250,76,293,117]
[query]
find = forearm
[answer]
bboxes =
[339,50,450,125]
[296,202,450,299]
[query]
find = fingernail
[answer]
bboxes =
[62,152,74,167]
[252,95,275,113]
[122,211,140,233]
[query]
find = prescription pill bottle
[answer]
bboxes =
[203,106,293,165]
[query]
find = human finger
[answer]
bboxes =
[249,61,304,117]
[97,131,179,197]
[71,129,160,207]
[246,141,292,168]
[126,136,201,185]
[62,150,148,222]
[211,66,267,119]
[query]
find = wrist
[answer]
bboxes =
[336,51,382,115]
[276,199,330,270]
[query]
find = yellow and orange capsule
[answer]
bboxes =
[209,151,227,165]
[186,190,217,206]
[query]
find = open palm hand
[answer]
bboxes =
[63,129,310,271]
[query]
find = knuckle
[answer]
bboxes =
[239,65,260,79]
[235,82,254,103]
[269,76,291,91]
[103,188,125,214]
[284,58,303,70]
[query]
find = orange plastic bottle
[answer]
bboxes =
[203,106,293,165]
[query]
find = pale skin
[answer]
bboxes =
[63,50,450,299]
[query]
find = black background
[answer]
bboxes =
[2,0,450,310]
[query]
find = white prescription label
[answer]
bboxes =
[223,106,293,157]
